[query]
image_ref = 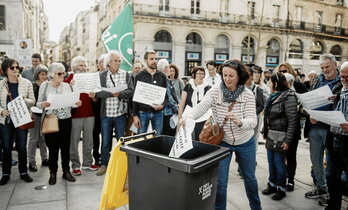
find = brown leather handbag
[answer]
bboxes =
[41,114,59,134]
[199,117,224,145]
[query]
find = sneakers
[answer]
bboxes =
[72,169,82,176]
[271,189,286,200]
[287,182,294,192]
[82,165,99,171]
[0,175,10,185]
[63,171,76,182]
[305,188,328,199]
[20,174,33,183]
[42,159,49,166]
[29,162,38,172]
[96,165,107,176]
[262,183,278,195]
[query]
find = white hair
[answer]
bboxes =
[340,61,348,71]
[104,50,123,69]
[48,62,65,78]
[319,53,336,64]
[71,56,87,68]
[308,70,317,76]
[157,59,169,72]
[98,54,107,63]
[283,73,295,84]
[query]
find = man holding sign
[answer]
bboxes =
[132,50,168,135]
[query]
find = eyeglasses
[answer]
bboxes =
[339,75,348,80]
[55,72,66,76]
[9,66,20,70]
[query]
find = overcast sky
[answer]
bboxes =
[43,0,96,42]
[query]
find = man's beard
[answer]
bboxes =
[149,64,157,70]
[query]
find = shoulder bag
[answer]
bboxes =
[41,82,59,134]
[265,129,286,152]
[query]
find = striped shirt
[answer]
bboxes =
[188,85,257,145]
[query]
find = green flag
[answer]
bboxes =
[101,3,133,71]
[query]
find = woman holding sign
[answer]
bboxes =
[37,62,82,185]
[0,58,35,185]
[180,60,261,210]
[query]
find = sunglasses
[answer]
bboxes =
[339,75,348,80]
[55,72,66,76]
[279,70,287,73]
[9,66,20,70]
[223,60,241,69]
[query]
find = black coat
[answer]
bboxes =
[263,89,298,145]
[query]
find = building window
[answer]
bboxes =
[289,39,303,59]
[330,45,342,61]
[0,5,5,31]
[295,6,302,22]
[159,0,169,12]
[273,5,280,26]
[337,0,344,5]
[241,36,255,64]
[214,35,230,64]
[335,14,342,31]
[191,0,200,15]
[309,40,324,60]
[154,30,172,62]
[315,11,323,27]
[248,1,256,20]
[266,39,280,67]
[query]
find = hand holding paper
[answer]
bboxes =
[305,108,346,127]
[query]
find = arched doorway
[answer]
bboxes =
[288,39,303,59]
[214,34,230,64]
[309,40,324,60]
[185,32,202,75]
[154,30,172,62]
[266,39,280,70]
[330,45,342,61]
[241,36,255,64]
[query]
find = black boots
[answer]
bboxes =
[262,183,277,195]
[62,171,76,182]
[272,189,286,200]
[49,173,57,185]
[262,183,286,200]
[0,175,10,185]
[20,174,33,182]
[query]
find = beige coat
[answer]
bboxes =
[0,75,35,125]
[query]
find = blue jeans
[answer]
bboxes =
[138,111,163,135]
[216,137,261,210]
[267,150,287,191]
[100,115,126,166]
[0,123,28,175]
[309,127,328,191]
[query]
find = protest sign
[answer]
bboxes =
[73,72,101,93]
[296,85,333,109]
[304,108,346,127]
[8,96,32,128]
[132,81,166,106]
[46,92,80,110]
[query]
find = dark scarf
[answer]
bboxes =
[221,82,245,103]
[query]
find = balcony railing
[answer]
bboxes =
[133,3,348,37]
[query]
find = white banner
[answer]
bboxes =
[46,92,80,110]
[8,96,32,128]
[132,81,166,106]
[296,85,333,109]
[304,108,346,127]
[72,72,101,93]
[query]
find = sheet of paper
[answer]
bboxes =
[304,108,346,127]
[296,85,333,109]
[72,72,101,93]
[132,81,166,106]
[169,124,194,158]
[8,95,32,128]
[46,92,80,110]
[170,114,178,129]
[130,123,138,134]
[100,84,127,93]
[30,106,43,114]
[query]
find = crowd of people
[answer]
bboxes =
[0,51,347,210]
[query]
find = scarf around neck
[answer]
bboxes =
[189,79,209,106]
[221,82,245,103]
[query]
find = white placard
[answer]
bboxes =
[46,92,80,110]
[296,85,333,109]
[30,106,42,114]
[130,123,138,134]
[304,108,346,127]
[72,72,101,93]
[8,96,32,128]
[100,85,127,93]
[132,81,166,106]
[170,114,178,129]
[169,123,194,158]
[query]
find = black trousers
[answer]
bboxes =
[44,118,72,173]
[326,139,348,210]
[286,139,299,183]
[162,115,176,137]
[92,114,101,163]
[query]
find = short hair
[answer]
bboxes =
[319,53,336,64]
[252,65,263,73]
[1,58,19,77]
[340,61,348,72]
[169,63,180,79]
[98,54,107,63]
[71,56,87,69]
[34,64,48,81]
[32,53,42,61]
[308,70,317,76]
[270,72,289,91]
[157,59,169,72]
[206,60,216,68]
[276,63,297,78]
[104,50,122,69]
[48,62,65,78]
[221,59,249,86]
[191,66,205,79]
[144,50,156,60]
[58,61,69,72]
[283,73,295,85]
